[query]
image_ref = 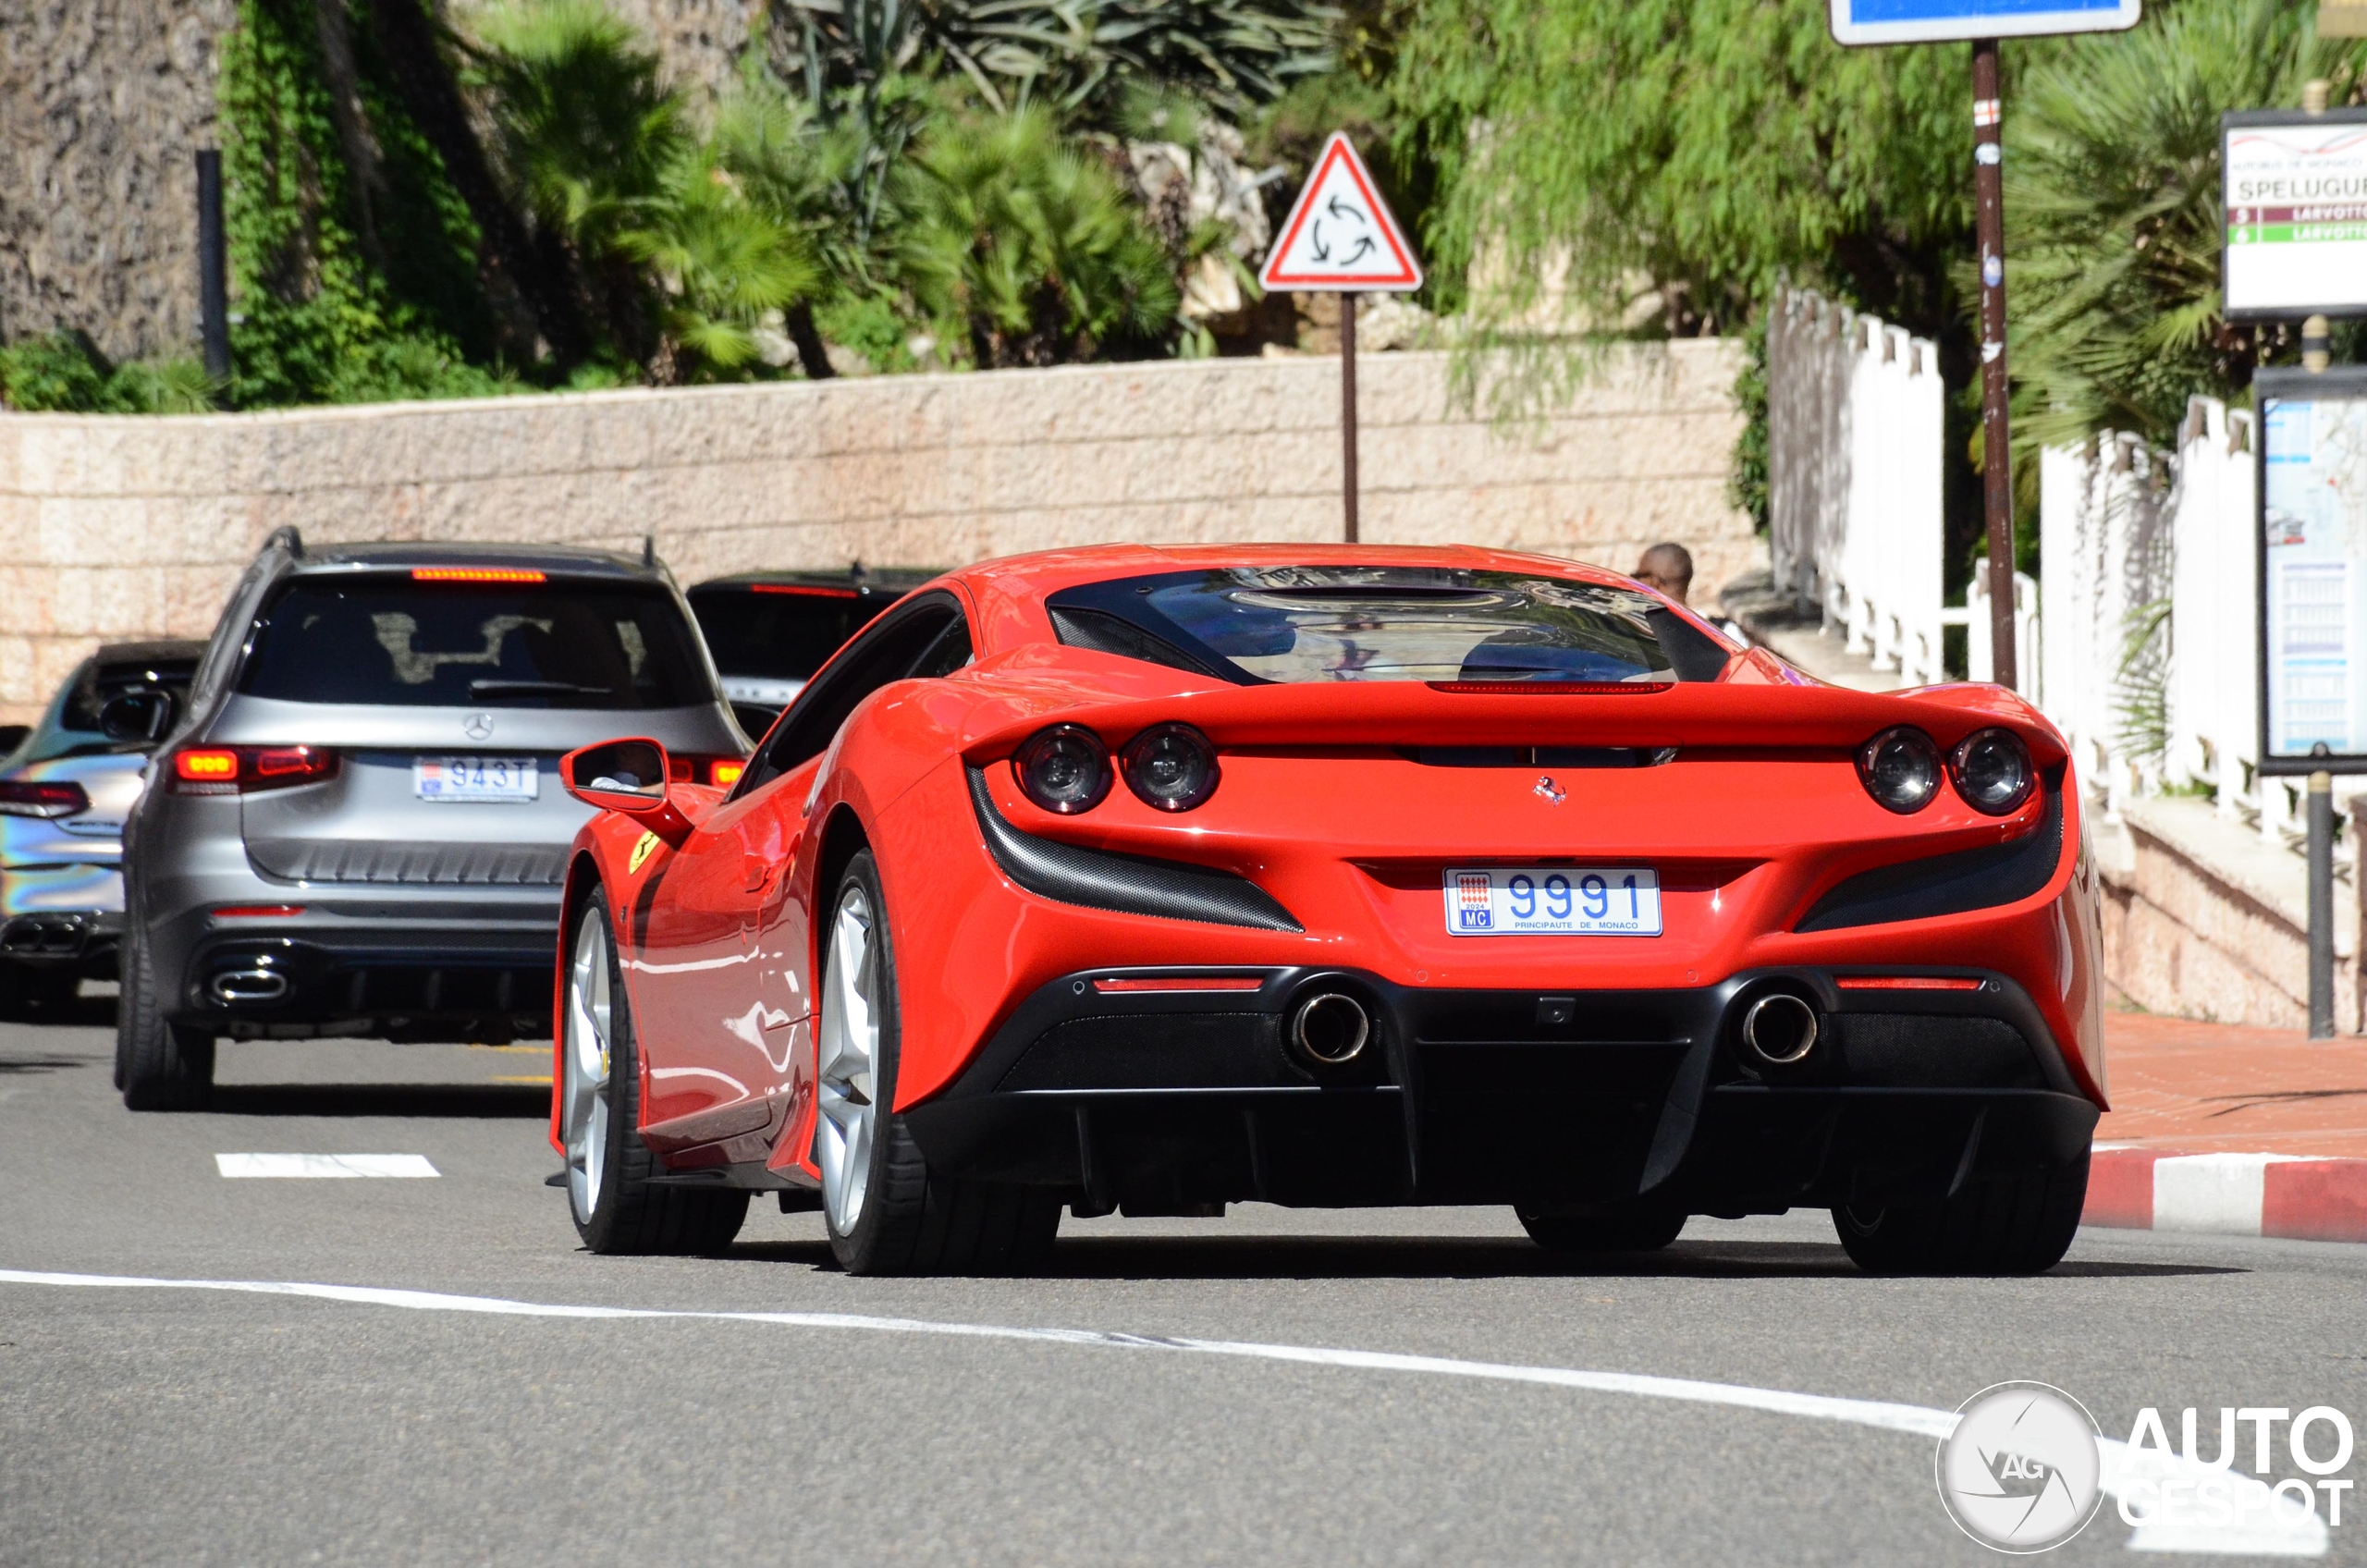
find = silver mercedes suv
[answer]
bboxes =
[117,530,746,1109]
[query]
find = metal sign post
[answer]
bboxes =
[1829,1,2141,693]
[1260,134,1423,545]
[1971,39,2016,690]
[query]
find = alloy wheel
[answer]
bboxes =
[562,912,613,1224]
[816,884,880,1235]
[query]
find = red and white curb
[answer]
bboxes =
[2086,1148,2367,1243]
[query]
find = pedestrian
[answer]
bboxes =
[1632,542,1694,606]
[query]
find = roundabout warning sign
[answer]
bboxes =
[1259,134,1421,294]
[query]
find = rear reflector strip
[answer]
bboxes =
[1835,976,1983,991]
[1427,681,1674,695]
[749,583,861,597]
[214,905,306,918]
[411,568,546,583]
[1092,975,1265,993]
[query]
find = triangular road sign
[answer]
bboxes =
[1259,132,1423,293]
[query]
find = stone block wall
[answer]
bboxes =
[0,341,1756,722]
[1,0,233,362]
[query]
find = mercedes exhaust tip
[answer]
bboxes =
[1739,992,1820,1066]
[1291,992,1371,1067]
[210,969,289,1005]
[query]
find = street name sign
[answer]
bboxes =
[2257,366,2367,771]
[1259,134,1421,294]
[2224,110,2367,321]
[1828,0,2138,45]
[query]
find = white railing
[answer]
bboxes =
[2037,398,2312,847]
[1766,288,1953,687]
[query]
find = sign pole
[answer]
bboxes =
[1972,37,2018,692]
[1341,291,1360,545]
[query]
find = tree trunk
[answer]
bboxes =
[360,0,593,367]
[785,300,836,379]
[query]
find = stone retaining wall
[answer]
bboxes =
[0,341,1755,723]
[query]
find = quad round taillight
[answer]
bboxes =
[1121,723,1220,812]
[1950,728,2036,815]
[1858,727,1942,814]
[1012,724,1111,815]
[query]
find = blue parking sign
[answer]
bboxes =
[1829,0,2140,45]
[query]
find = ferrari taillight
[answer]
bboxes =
[1013,725,1112,814]
[1948,728,2035,815]
[171,745,339,795]
[1120,723,1220,812]
[1856,727,1941,814]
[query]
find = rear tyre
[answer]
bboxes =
[1832,1153,2089,1276]
[1517,1207,1687,1253]
[560,888,749,1256]
[116,924,215,1109]
[817,850,1061,1277]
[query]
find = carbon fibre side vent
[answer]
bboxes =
[1796,791,2065,933]
[964,767,1303,933]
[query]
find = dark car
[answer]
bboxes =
[688,567,938,736]
[0,641,205,1014]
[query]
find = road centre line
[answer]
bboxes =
[215,1155,439,1179]
[0,1268,2325,1556]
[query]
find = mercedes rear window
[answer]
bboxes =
[237,579,711,708]
[688,585,895,682]
[1047,568,1734,685]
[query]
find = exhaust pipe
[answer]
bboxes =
[1739,992,1820,1066]
[211,969,288,1004]
[1290,992,1371,1067]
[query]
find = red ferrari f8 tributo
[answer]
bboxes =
[549,545,2104,1275]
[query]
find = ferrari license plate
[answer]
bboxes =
[414,755,537,803]
[1442,866,1662,936]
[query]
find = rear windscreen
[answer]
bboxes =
[1047,567,1734,685]
[237,579,712,709]
[689,587,896,681]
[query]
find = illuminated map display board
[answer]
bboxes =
[2260,367,2367,773]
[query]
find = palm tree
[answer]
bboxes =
[897,105,1180,366]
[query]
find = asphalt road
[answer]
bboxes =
[4,1000,2364,1567]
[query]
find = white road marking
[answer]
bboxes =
[0,1268,2326,1556]
[215,1155,440,1179]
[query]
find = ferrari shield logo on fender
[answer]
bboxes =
[629,830,661,875]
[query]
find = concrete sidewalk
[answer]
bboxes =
[2083,1012,2367,1243]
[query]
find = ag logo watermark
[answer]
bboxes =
[1937,1382,2105,1552]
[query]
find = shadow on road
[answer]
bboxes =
[208,1084,548,1119]
[725,1236,2247,1280]
[0,1053,89,1074]
[0,995,117,1031]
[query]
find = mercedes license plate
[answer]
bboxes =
[415,756,538,803]
[1442,866,1662,936]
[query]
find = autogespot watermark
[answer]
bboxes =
[1937,1383,2105,1552]
[1936,1383,2359,1552]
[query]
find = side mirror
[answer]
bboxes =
[99,690,175,744]
[560,738,693,845]
[0,725,27,759]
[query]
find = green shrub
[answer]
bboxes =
[897,107,1180,367]
[0,332,215,414]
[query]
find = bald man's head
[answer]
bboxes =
[1634,542,1695,605]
